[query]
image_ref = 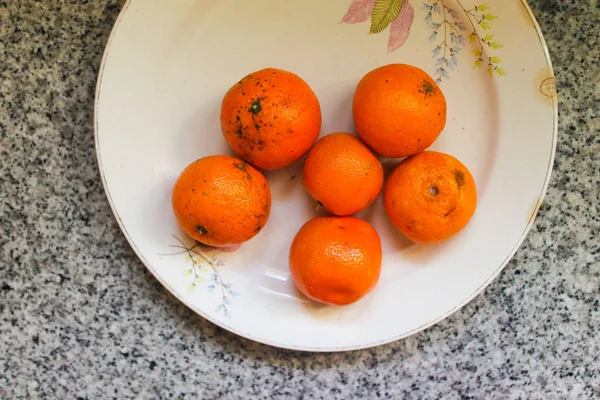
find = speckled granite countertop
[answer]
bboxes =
[1,1,599,398]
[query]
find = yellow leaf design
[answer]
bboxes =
[370,0,404,34]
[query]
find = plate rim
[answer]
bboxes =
[94,0,558,352]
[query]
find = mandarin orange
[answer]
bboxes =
[289,216,382,305]
[302,132,383,216]
[172,155,271,247]
[353,64,446,158]
[383,151,477,243]
[221,68,321,170]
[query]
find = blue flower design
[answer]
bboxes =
[422,1,505,81]
[165,236,240,318]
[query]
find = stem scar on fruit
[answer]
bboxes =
[249,98,262,114]
[418,79,436,98]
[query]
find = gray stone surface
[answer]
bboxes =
[1,0,598,398]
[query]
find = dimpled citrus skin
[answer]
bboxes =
[353,64,447,158]
[384,151,477,244]
[172,155,271,247]
[302,132,384,216]
[220,68,322,170]
[289,216,382,306]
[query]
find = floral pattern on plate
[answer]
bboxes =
[341,0,506,82]
[163,236,239,317]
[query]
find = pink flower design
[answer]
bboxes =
[341,0,378,24]
[341,0,414,52]
[388,1,414,52]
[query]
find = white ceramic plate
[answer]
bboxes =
[95,0,557,351]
